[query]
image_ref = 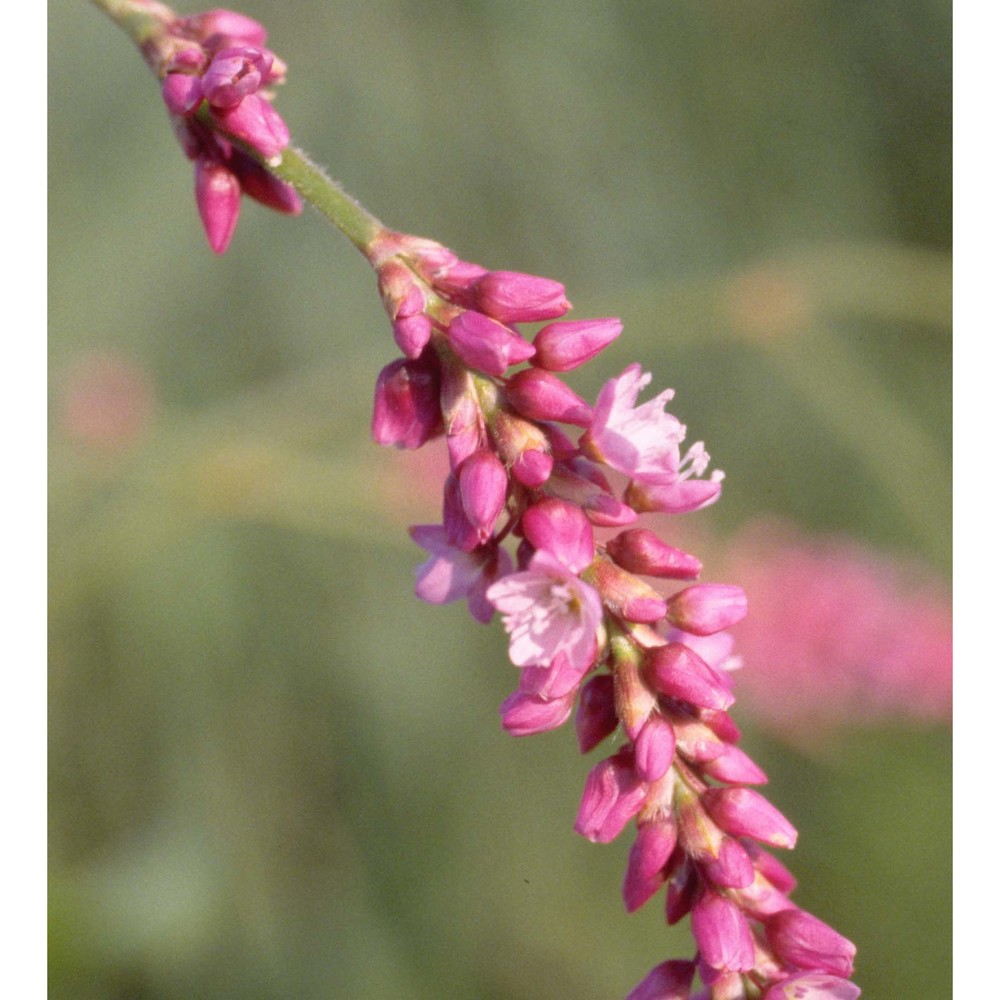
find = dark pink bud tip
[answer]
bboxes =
[504,368,593,426]
[702,787,797,849]
[372,357,442,449]
[605,528,702,579]
[764,908,857,979]
[202,46,272,107]
[229,152,302,215]
[575,674,618,753]
[691,890,756,974]
[211,94,290,160]
[625,960,696,1000]
[645,642,735,711]
[194,158,241,254]
[162,73,203,115]
[473,270,571,324]
[532,318,623,372]
[666,583,748,636]
[446,310,535,376]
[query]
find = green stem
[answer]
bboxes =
[89,0,172,48]
[268,146,385,255]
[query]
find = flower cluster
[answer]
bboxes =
[368,230,860,999]
[131,4,301,252]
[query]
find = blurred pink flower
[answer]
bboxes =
[59,353,155,452]
[725,519,952,742]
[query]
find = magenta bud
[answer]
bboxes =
[162,72,203,115]
[499,689,574,737]
[229,151,302,214]
[765,908,857,979]
[446,310,535,376]
[511,447,553,487]
[700,744,769,785]
[748,845,798,894]
[201,46,272,107]
[645,642,735,711]
[664,852,697,925]
[211,93,290,160]
[371,356,442,449]
[700,708,742,744]
[521,498,595,575]
[703,788,798,850]
[458,450,508,543]
[182,10,269,46]
[504,368,593,426]
[605,528,702,579]
[625,959,696,1000]
[704,836,755,889]
[378,259,426,319]
[574,751,647,844]
[691,890,756,974]
[633,716,676,783]
[762,973,861,1000]
[666,584,748,636]
[390,315,432,359]
[575,673,618,753]
[532,317,623,371]
[194,158,241,254]
[473,270,571,324]
[586,556,667,624]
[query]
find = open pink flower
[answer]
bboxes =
[486,549,602,673]
[581,364,684,483]
[410,526,511,623]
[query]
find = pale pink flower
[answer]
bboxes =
[582,364,685,484]
[761,972,861,1000]
[409,526,511,623]
[486,548,602,673]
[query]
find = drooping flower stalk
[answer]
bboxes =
[90,4,861,997]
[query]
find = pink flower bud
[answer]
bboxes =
[391,314,433,359]
[691,890,756,974]
[699,744,768,785]
[499,689,575,736]
[634,716,676,782]
[625,960,696,1000]
[748,845,798,894]
[575,673,618,753]
[532,318,623,371]
[665,852,697,925]
[586,556,667,624]
[504,368,593,426]
[521,498,595,574]
[211,93,290,160]
[605,528,703,579]
[703,836,755,889]
[702,788,798,849]
[645,642,735,711]
[181,10,270,47]
[473,270,571,323]
[458,450,508,543]
[162,72,203,114]
[229,151,302,214]
[446,310,535,376]
[764,909,857,979]
[201,46,272,107]
[666,584,748,636]
[371,356,442,449]
[440,366,486,466]
[194,157,241,254]
[574,751,648,844]
[761,972,860,1000]
[511,447,553,487]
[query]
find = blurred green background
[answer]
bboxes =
[49,2,951,998]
